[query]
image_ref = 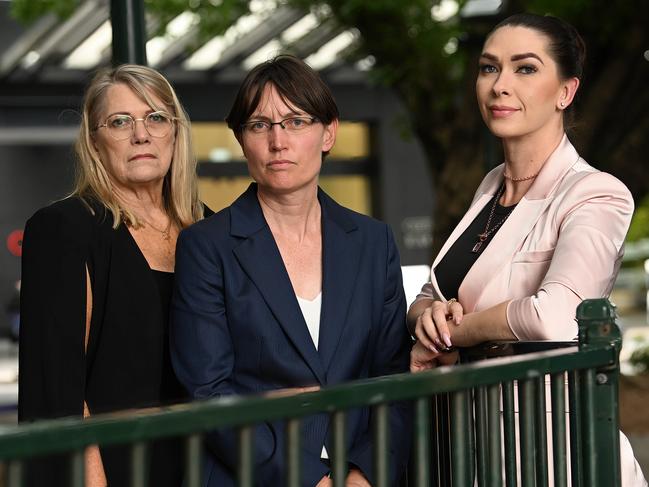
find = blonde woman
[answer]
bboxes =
[19,64,208,486]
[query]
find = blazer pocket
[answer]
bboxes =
[509,248,556,296]
[511,248,555,264]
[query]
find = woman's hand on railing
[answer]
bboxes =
[413,299,463,353]
[410,341,459,372]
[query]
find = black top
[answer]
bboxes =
[18,196,210,486]
[436,193,516,300]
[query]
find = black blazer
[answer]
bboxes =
[19,196,209,486]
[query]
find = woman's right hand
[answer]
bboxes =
[412,299,464,353]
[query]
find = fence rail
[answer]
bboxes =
[0,298,622,486]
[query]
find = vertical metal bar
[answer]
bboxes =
[110,0,148,65]
[7,460,24,487]
[238,426,254,487]
[373,403,389,487]
[413,397,431,487]
[474,386,488,486]
[286,419,301,487]
[502,381,517,487]
[466,390,476,484]
[551,372,568,487]
[568,370,583,487]
[450,390,472,487]
[518,379,535,487]
[436,394,452,487]
[580,369,597,486]
[487,384,503,487]
[70,449,85,487]
[130,441,148,487]
[185,434,203,487]
[331,411,347,487]
[534,376,549,487]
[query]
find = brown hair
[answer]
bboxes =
[226,54,339,154]
[73,64,202,229]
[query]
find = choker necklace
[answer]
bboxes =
[472,184,514,253]
[503,170,539,182]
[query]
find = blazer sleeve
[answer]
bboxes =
[18,205,88,421]
[170,224,276,470]
[507,172,634,340]
[347,225,412,484]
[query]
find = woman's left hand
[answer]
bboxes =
[410,341,459,372]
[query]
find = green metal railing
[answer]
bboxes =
[0,298,622,486]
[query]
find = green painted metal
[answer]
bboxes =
[130,441,148,487]
[110,0,147,66]
[451,390,471,487]
[569,370,584,487]
[413,397,431,487]
[519,378,536,487]
[0,299,623,487]
[372,403,389,487]
[7,460,23,487]
[286,419,301,487]
[185,434,202,487]
[331,411,347,487]
[474,386,488,486]
[70,449,84,487]
[237,426,254,487]
[502,380,517,487]
[487,384,502,487]
[534,376,549,487]
[551,372,568,487]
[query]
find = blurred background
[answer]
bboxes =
[0,0,648,469]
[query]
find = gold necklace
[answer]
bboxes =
[503,171,540,181]
[140,216,172,241]
[472,184,515,253]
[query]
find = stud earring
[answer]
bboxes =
[560,101,565,108]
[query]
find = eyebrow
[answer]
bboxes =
[249,110,305,120]
[480,52,545,64]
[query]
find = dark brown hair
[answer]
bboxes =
[226,54,339,140]
[489,13,586,81]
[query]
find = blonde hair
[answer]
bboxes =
[73,64,203,229]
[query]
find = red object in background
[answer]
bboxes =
[7,229,23,257]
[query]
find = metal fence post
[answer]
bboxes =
[110,0,147,66]
[576,298,622,487]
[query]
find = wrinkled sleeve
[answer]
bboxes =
[19,207,87,422]
[347,225,412,485]
[507,173,633,340]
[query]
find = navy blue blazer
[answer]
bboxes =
[171,183,411,486]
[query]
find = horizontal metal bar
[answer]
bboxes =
[0,345,615,460]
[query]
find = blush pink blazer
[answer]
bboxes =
[414,135,634,340]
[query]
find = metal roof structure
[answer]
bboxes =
[0,0,370,85]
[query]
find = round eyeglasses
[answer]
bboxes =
[240,116,318,136]
[95,111,176,141]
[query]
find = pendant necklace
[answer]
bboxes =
[141,217,172,241]
[472,184,514,253]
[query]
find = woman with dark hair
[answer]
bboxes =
[19,64,206,486]
[171,55,412,487]
[408,13,645,486]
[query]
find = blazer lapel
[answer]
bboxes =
[230,184,326,384]
[459,135,581,311]
[317,190,361,374]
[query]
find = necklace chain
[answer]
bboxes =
[472,184,514,253]
[503,170,539,182]
[139,216,172,241]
